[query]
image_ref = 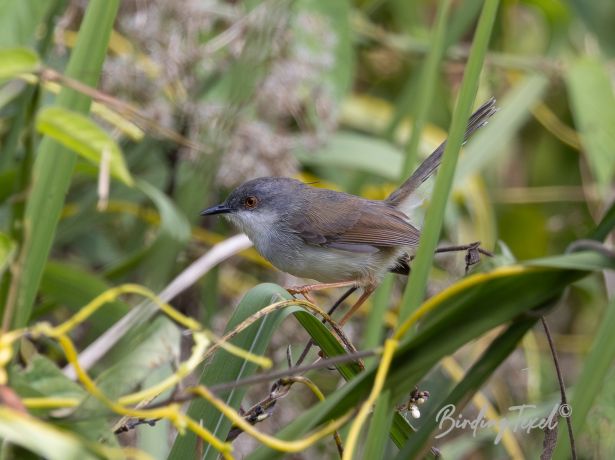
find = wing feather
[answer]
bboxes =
[288,191,420,253]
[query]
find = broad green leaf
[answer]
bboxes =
[0,407,99,460]
[566,57,615,194]
[9,355,113,450]
[0,47,39,79]
[10,355,87,402]
[35,106,133,186]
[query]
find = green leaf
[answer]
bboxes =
[10,355,87,402]
[8,354,114,447]
[0,407,99,460]
[566,56,615,194]
[0,47,39,79]
[35,106,133,186]
[9,0,119,328]
[398,0,500,320]
[364,391,395,460]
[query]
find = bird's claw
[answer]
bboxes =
[286,286,316,303]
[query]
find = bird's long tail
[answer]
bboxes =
[386,97,497,207]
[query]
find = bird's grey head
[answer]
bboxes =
[200,177,303,237]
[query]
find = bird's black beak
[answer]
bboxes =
[200,203,232,216]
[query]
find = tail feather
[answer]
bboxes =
[386,97,497,207]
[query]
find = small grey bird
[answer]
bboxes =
[202,98,497,324]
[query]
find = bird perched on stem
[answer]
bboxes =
[202,98,497,325]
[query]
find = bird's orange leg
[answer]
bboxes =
[338,286,376,326]
[287,281,357,303]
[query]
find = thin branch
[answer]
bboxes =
[541,316,576,460]
[143,348,377,411]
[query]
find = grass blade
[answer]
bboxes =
[4,0,120,329]
[398,0,501,321]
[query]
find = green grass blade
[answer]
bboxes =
[362,274,394,367]
[398,0,500,321]
[364,390,395,460]
[400,0,452,174]
[5,0,120,329]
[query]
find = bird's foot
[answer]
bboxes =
[286,281,357,303]
[463,241,493,274]
[286,285,316,304]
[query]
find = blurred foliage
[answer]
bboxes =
[0,0,614,459]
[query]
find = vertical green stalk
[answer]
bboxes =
[401,0,452,175]
[362,274,394,367]
[2,0,120,330]
[398,0,500,322]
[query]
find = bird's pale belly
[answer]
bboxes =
[259,238,401,286]
[238,220,404,285]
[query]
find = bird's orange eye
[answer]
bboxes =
[244,196,258,208]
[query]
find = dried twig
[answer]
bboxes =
[541,316,576,460]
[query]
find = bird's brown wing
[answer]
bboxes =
[289,194,420,253]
